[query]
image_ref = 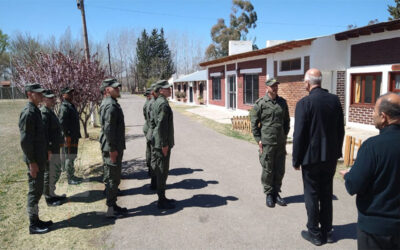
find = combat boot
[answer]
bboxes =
[106,206,116,218]
[46,197,62,207]
[266,194,275,208]
[157,199,176,209]
[113,205,128,216]
[68,176,82,185]
[29,217,49,234]
[274,193,287,206]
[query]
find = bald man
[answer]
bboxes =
[340,93,400,250]
[293,68,345,246]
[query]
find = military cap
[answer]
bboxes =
[101,78,121,90]
[155,80,172,89]
[265,78,280,86]
[43,89,55,98]
[25,83,45,93]
[144,88,152,96]
[61,86,74,94]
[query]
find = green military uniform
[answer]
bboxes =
[59,87,81,182]
[40,91,64,201]
[251,79,290,200]
[99,91,107,185]
[142,88,152,175]
[151,80,175,208]
[100,79,126,211]
[19,83,52,233]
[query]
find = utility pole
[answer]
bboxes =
[107,43,112,75]
[77,0,90,62]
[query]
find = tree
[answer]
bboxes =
[13,51,105,138]
[135,28,175,89]
[206,0,257,59]
[388,0,400,20]
[0,30,10,80]
[368,19,379,25]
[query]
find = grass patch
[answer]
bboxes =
[170,102,256,144]
[0,99,112,249]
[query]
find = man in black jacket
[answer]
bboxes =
[292,68,345,246]
[340,92,400,250]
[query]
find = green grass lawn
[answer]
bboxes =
[0,99,111,249]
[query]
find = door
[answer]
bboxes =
[189,87,193,102]
[390,72,400,93]
[228,75,236,109]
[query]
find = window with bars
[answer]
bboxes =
[212,77,221,100]
[351,73,382,105]
[244,74,259,104]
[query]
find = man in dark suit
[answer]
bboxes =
[292,68,345,246]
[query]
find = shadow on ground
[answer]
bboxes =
[332,223,357,242]
[125,134,145,142]
[51,211,115,231]
[120,179,218,196]
[68,190,104,203]
[284,194,339,204]
[122,194,239,217]
[169,168,203,176]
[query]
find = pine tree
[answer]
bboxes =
[388,0,400,20]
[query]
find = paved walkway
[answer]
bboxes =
[107,95,359,249]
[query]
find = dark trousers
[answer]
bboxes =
[103,151,123,207]
[27,165,45,221]
[358,227,400,250]
[152,148,171,199]
[301,161,336,237]
[62,137,79,179]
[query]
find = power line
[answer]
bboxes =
[88,4,347,28]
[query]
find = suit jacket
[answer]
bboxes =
[292,87,344,167]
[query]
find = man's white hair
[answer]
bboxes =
[305,74,322,85]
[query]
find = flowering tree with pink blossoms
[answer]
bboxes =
[13,51,106,138]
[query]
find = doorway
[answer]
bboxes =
[189,86,193,102]
[228,75,236,109]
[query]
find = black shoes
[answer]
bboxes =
[266,194,275,208]
[29,219,53,234]
[301,230,322,246]
[274,193,287,206]
[68,176,82,185]
[113,205,128,214]
[322,230,334,244]
[157,198,176,209]
[46,197,63,206]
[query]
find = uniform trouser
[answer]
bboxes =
[146,140,152,174]
[357,226,400,250]
[43,149,62,198]
[27,165,45,221]
[151,148,171,199]
[62,138,79,179]
[259,144,286,195]
[103,151,123,207]
[301,161,336,238]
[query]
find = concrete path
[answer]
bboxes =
[107,94,358,249]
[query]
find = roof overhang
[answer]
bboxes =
[199,38,316,67]
[335,19,400,41]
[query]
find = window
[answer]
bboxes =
[280,58,301,72]
[212,77,221,100]
[390,72,400,93]
[351,73,382,105]
[244,74,259,104]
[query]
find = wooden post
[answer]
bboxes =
[344,135,351,166]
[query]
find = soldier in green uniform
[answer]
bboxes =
[251,78,290,208]
[19,83,53,234]
[142,87,152,176]
[59,87,82,185]
[151,80,176,209]
[40,90,66,206]
[99,78,128,218]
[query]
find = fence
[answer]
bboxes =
[231,116,252,133]
[0,87,25,99]
[343,135,362,167]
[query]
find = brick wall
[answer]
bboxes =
[208,66,225,107]
[336,71,346,115]
[227,63,235,71]
[279,82,308,117]
[237,59,266,110]
[348,105,374,125]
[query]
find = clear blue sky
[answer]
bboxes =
[0,0,395,49]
